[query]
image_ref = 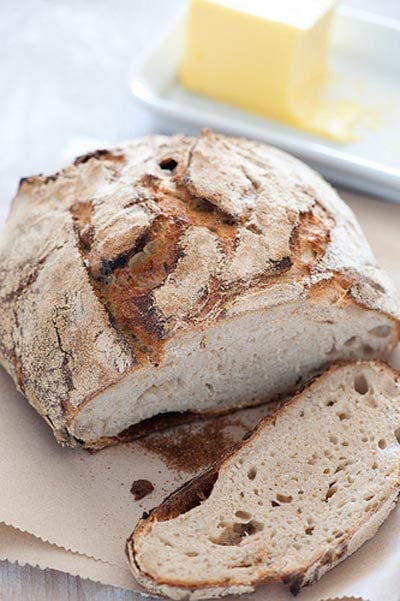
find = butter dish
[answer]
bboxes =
[130,6,400,202]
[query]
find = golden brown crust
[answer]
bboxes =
[1,131,399,446]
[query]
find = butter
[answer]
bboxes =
[180,0,358,142]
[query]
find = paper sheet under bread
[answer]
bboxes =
[0,523,135,591]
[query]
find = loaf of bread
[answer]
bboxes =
[0,131,399,448]
[127,361,400,599]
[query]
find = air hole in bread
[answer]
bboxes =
[342,441,349,447]
[305,526,314,535]
[323,468,330,474]
[372,461,378,470]
[369,325,391,338]
[247,467,257,480]
[276,493,293,504]
[326,400,335,407]
[329,435,338,445]
[378,439,387,449]
[364,494,374,502]
[235,510,252,520]
[354,374,369,395]
[395,428,400,444]
[337,412,351,421]
[307,454,318,465]
[185,551,199,557]
[362,344,375,356]
[159,158,177,172]
[211,520,264,546]
[324,482,338,502]
[326,344,338,358]
[271,500,280,508]
[361,436,368,443]
[344,335,357,346]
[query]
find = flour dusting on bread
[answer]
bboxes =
[0,131,399,447]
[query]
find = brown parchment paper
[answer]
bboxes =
[0,523,136,592]
[0,190,399,601]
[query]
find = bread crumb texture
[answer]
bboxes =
[128,362,400,599]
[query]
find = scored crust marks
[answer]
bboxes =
[1,131,399,447]
[70,131,335,363]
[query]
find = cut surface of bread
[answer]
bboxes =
[0,130,399,447]
[127,362,400,600]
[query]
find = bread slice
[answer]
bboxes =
[1,130,399,448]
[127,362,400,600]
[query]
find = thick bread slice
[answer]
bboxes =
[127,362,400,600]
[0,130,399,448]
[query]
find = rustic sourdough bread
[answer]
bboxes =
[127,362,400,600]
[0,131,399,447]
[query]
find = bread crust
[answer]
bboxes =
[128,492,399,599]
[0,131,399,446]
[126,361,400,599]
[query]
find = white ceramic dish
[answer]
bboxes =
[130,7,400,202]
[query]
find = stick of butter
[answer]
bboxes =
[180,0,359,142]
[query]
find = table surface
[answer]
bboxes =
[1,0,399,599]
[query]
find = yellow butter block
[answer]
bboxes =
[180,0,358,142]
